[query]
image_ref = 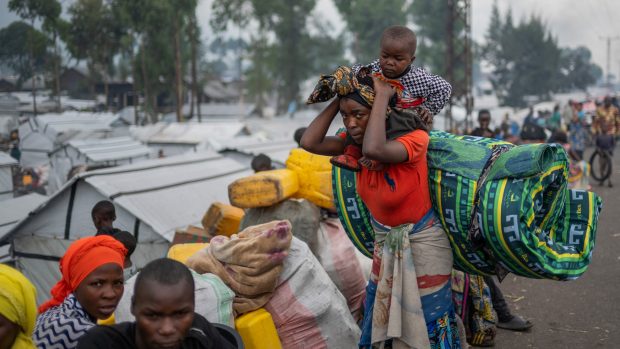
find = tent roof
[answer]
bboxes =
[33,112,118,134]
[0,193,47,238]
[2,151,253,243]
[130,121,249,145]
[0,152,17,167]
[65,137,150,163]
[215,137,297,165]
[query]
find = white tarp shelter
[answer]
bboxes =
[47,137,151,194]
[0,193,47,262]
[211,136,298,167]
[1,151,253,303]
[0,152,17,201]
[130,121,250,157]
[19,112,119,168]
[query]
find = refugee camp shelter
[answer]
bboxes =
[47,137,151,194]
[0,193,47,263]
[130,120,251,157]
[19,112,119,167]
[1,151,253,303]
[0,152,18,201]
[214,136,298,167]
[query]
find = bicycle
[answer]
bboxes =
[589,135,614,187]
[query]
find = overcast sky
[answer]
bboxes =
[2,0,620,77]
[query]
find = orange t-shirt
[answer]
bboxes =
[356,130,432,227]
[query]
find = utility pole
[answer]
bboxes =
[600,35,620,86]
[445,0,473,133]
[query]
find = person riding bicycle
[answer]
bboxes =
[593,97,619,153]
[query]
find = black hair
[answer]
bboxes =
[91,200,116,221]
[251,154,272,172]
[478,109,491,120]
[134,258,194,301]
[112,230,137,257]
[548,130,568,144]
[293,127,307,146]
[381,25,417,56]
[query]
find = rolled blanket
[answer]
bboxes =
[332,131,602,280]
[186,220,292,314]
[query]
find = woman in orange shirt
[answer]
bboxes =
[302,68,460,348]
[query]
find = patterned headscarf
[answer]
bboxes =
[39,235,127,314]
[0,264,37,349]
[306,66,376,107]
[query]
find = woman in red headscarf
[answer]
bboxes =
[33,235,127,349]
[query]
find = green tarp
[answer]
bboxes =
[332,131,602,280]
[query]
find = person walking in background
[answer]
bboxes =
[470,110,496,138]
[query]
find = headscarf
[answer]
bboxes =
[0,264,37,349]
[38,235,127,314]
[306,66,376,107]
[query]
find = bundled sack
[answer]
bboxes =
[116,271,235,327]
[314,217,368,321]
[265,237,361,349]
[186,220,292,314]
[332,131,602,280]
[241,199,369,318]
[240,199,321,251]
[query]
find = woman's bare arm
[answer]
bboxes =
[362,78,409,163]
[300,98,346,156]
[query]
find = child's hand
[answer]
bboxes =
[371,76,395,98]
[417,107,433,125]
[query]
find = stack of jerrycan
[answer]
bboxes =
[228,148,334,210]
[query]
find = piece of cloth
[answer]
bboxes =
[360,211,460,349]
[353,60,452,116]
[356,130,432,227]
[568,120,587,152]
[38,235,127,314]
[452,271,497,346]
[75,314,235,349]
[593,105,620,135]
[0,264,37,349]
[186,220,292,315]
[33,294,96,349]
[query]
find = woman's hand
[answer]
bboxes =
[371,76,395,98]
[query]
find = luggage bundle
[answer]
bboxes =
[333,131,602,280]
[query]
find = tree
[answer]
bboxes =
[333,0,408,64]
[0,21,48,84]
[558,46,602,91]
[8,0,59,114]
[483,6,561,107]
[212,0,345,113]
[67,0,124,109]
[39,0,64,111]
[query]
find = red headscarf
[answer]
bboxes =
[38,235,127,314]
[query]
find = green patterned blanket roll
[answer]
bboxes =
[331,131,601,280]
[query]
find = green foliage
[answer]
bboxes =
[66,0,124,81]
[212,0,345,113]
[333,0,408,63]
[484,5,561,107]
[558,46,602,91]
[0,21,49,83]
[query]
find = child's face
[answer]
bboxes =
[379,38,415,79]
